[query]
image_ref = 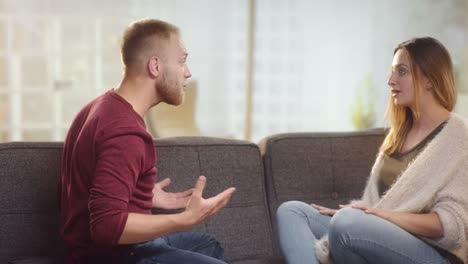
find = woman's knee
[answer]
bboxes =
[329,207,367,244]
[277,201,315,219]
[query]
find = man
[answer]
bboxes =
[59,18,236,264]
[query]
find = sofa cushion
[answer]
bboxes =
[231,256,284,264]
[0,142,64,260]
[154,137,277,262]
[0,137,278,263]
[6,256,62,264]
[260,129,385,253]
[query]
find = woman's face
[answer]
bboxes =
[387,49,416,108]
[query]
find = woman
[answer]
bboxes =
[276,37,468,264]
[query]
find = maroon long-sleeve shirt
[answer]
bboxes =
[59,90,156,263]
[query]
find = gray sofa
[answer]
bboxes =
[0,129,385,263]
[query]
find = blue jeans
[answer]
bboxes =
[276,201,451,264]
[120,232,226,264]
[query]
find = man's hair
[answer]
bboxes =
[121,18,179,74]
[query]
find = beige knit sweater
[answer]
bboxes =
[316,113,468,264]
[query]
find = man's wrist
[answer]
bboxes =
[171,211,195,230]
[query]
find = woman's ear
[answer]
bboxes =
[148,56,161,78]
[419,73,432,91]
[424,79,433,91]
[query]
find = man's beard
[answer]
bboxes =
[156,70,184,106]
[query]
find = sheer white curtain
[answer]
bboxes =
[249,0,467,142]
[0,0,467,142]
[0,0,249,141]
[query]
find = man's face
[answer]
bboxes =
[156,34,192,106]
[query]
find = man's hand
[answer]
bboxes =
[182,176,236,226]
[152,178,193,210]
[311,204,350,216]
[119,176,236,244]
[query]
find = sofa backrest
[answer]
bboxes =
[0,137,277,263]
[0,142,64,260]
[260,129,386,245]
[154,137,276,262]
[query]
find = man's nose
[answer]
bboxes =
[185,65,192,79]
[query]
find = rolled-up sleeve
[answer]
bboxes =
[432,199,465,249]
[431,168,468,251]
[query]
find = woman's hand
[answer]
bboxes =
[310,204,350,216]
[351,204,389,218]
[350,205,443,238]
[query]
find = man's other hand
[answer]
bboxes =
[152,178,193,210]
[182,176,236,225]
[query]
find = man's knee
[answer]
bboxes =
[207,236,224,260]
[202,233,222,249]
[194,233,224,260]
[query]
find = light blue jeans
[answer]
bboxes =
[276,201,451,264]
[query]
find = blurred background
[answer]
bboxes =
[0,0,467,143]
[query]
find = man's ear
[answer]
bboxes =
[148,56,161,78]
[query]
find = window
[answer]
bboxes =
[1,0,467,143]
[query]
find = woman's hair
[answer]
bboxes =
[381,37,457,155]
